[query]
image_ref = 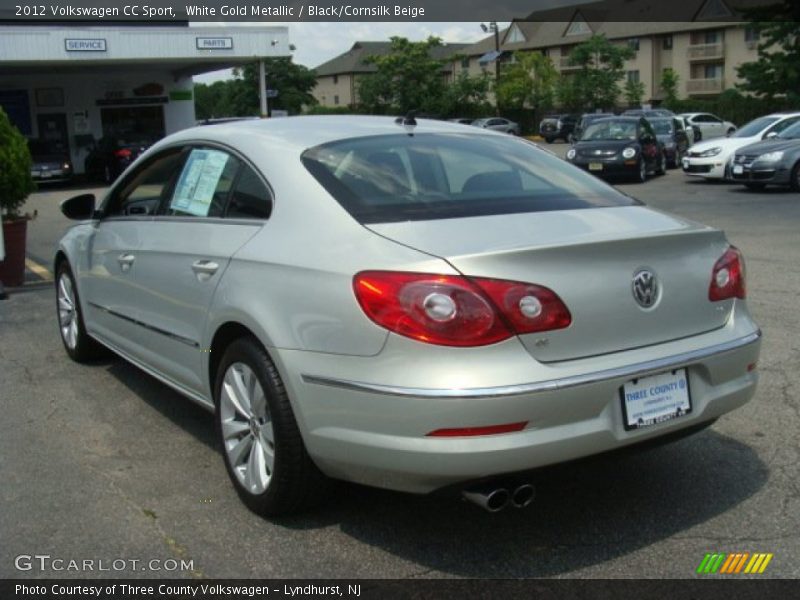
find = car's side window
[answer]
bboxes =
[164,148,242,218]
[226,164,273,220]
[767,117,800,136]
[103,148,186,217]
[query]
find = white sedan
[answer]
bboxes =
[680,112,737,141]
[682,112,800,180]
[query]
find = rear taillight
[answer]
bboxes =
[114,148,132,159]
[353,271,571,347]
[709,246,746,301]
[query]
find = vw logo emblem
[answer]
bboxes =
[632,269,659,308]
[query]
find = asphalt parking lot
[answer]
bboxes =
[1,146,798,579]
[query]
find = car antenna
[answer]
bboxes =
[395,111,417,135]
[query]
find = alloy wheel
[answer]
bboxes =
[57,274,79,350]
[220,362,275,495]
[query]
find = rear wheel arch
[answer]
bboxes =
[208,322,263,396]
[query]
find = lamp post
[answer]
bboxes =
[480,22,500,84]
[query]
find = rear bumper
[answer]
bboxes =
[276,309,761,494]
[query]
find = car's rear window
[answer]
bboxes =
[301,133,638,224]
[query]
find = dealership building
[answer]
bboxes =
[0,24,290,174]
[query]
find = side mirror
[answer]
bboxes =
[764,132,778,140]
[61,193,96,220]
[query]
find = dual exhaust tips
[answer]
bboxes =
[462,483,535,512]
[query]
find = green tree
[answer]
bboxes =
[239,57,318,115]
[736,2,800,104]
[555,75,584,112]
[0,107,36,220]
[495,51,558,116]
[624,78,645,107]
[356,36,450,114]
[660,67,680,108]
[567,34,635,110]
[438,71,493,117]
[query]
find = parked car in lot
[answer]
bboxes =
[55,116,761,515]
[539,114,578,143]
[622,108,675,118]
[675,115,698,144]
[566,116,666,182]
[679,112,737,141]
[447,118,474,125]
[682,112,800,180]
[84,136,156,183]
[571,112,616,143]
[471,117,521,135]
[649,117,691,168]
[731,120,800,191]
[27,138,72,183]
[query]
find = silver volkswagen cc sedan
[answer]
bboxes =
[55,116,761,515]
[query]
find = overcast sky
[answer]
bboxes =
[193,22,506,83]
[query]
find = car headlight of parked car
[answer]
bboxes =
[622,147,637,159]
[566,148,576,159]
[698,147,722,158]
[757,151,784,162]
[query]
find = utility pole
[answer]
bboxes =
[259,59,268,118]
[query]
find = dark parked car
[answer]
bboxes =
[622,108,675,118]
[447,118,474,125]
[649,117,690,168]
[84,136,156,183]
[731,120,800,191]
[471,117,521,135]
[28,139,72,183]
[565,116,666,182]
[572,112,616,143]
[539,114,578,143]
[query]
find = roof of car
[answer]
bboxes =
[157,115,504,154]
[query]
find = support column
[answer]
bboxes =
[259,59,268,118]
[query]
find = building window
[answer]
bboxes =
[745,27,760,42]
[626,70,640,83]
[334,95,339,105]
[461,57,469,69]
[333,75,338,84]
[565,16,591,36]
[704,64,723,79]
[662,35,673,50]
[628,38,640,51]
[704,30,721,44]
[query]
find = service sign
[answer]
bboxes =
[196,37,233,50]
[65,38,106,52]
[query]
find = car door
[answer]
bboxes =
[130,145,269,396]
[673,117,689,154]
[706,114,725,137]
[638,119,659,169]
[80,147,186,358]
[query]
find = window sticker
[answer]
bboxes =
[170,149,230,216]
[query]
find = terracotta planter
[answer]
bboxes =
[0,218,28,287]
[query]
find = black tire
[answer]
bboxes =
[215,337,328,516]
[544,137,554,144]
[727,127,736,136]
[656,151,667,176]
[634,158,647,183]
[694,129,702,142]
[790,161,800,193]
[55,262,108,362]
[744,182,766,191]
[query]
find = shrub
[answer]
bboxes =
[0,107,35,220]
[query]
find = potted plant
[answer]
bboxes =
[0,106,36,288]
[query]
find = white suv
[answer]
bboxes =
[682,112,800,180]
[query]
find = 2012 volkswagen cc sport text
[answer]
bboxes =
[55,116,761,515]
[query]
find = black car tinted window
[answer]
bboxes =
[302,133,638,224]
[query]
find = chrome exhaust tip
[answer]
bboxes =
[511,483,535,508]
[462,487,511,512]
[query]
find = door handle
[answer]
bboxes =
[191,260,219,281]
[117,253,135,272]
